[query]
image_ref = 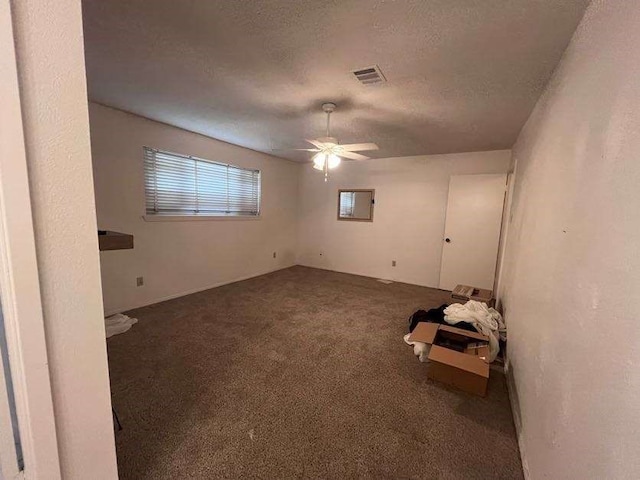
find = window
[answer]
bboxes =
[339,191,355,217]
[338,189,375,222]
[144,147,261,217]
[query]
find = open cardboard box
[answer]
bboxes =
[450,284,495,308]
[409,322,490,396]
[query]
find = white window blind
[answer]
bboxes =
[144,147,261,216]
[339,191,355,217]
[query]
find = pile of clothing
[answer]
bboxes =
[403,300,506,362]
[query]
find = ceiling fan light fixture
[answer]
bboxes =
[313,152,326,170]
[313,152,341,171]
[277,102,377,180]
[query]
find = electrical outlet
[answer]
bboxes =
[392,260,396,267]
[136,276,144,287]
[273,251,277,259]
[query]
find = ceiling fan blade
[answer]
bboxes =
[339,151,370,161]
[271,148,320,152]
[306,139,325,149]
[338,143,379,152]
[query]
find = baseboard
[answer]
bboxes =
[106,262,417,317]
[505,360,530,479]
[295,262,446,291]
[103,263,296,316]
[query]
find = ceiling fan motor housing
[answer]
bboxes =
[321,103,336,113]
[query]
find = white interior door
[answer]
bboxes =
[439,174,507,291]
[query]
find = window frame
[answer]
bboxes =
[142,147,262,221]
[337,189,375,222]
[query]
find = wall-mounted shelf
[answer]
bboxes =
[98,230,134,251]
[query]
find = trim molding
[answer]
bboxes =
[295,262,451,292]
[505,360,530,479]
[0,0,61,476]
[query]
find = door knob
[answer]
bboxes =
[445,238,451,243]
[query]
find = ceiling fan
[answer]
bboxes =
[281,103,379,181]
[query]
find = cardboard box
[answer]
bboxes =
[409,322,490,396]
[451,284,495,307]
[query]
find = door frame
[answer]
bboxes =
[494,159,518,307]
[0,0,61,477]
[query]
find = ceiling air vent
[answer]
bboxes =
[352,65,386,85]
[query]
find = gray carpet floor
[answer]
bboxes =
[108,266,523,479]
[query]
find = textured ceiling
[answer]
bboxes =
[82,0,589,162]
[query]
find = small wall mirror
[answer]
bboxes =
[338,189,375,222]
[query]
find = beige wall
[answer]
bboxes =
[499,1,640,478]
[90,104,299,315]
[10,1,118,478]
[297,150,511,287]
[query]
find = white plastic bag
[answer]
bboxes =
[105,313,138,338]
[403,333,431,362]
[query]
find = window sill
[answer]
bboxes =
[142,215,261,222]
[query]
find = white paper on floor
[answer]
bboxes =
[105,313,138,338]
[403,333,430,362]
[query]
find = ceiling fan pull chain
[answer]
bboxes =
[324,157,329,182]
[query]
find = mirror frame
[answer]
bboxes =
[337,189,375,222]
